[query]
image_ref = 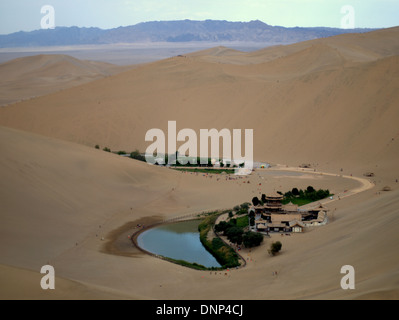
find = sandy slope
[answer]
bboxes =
[0,54,125,106]
[0,27,399,300]
[0,125,398,300]
[0,28,397,179]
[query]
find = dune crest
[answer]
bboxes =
[0,54,125,106]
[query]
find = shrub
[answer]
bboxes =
[103,147,111,152]
[269,241,282,256]
[211,238,224,251]
[130,149,146,162]
[95,144,100,149]
[240,202,251,210]
[199,215,240,268]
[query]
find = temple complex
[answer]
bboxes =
[249,193,328,233]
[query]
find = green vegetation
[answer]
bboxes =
[225,226,244,245]
[232,202,251,215]
[281,186,331,205]
[243,231,264,248]
[253,186,331,207]
[130,149,146,162]
[161,257,209,271]
[235,215,249,228]
[214,215,263,249]
[252,196,260,206]
[198,214,240,269]
[96,147,147,162]
[268,241,282,256]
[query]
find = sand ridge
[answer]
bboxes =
[0,54,126,106]
[0,28,398,179]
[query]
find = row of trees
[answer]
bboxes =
[251,186,331,206]
[94,146,248,168]
[198,214,240,268]
[284,186,331,203]
[95,145,147,162]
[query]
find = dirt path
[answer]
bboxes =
[267,165,375,209]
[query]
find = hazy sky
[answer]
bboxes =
[1,0,398,34]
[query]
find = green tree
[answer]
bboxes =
[292,188,300,196]
[214,221,230,234]
[225,227,244,245]
[261,194,267,203]
[307,186,315,193]
[269,241,282,256]
[243,231,263,248]
[284,191,293,198]
[252,197,260,206]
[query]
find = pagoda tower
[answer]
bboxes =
[265,192,284,214]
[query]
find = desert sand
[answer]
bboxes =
[0,54,126,106]
[0,27,398,300]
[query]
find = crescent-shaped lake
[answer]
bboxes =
[137,219,221,268]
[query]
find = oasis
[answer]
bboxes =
[145,121,253,173]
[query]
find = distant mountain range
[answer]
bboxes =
[0,20,375,48]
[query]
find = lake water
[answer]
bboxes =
[137,219,221,268]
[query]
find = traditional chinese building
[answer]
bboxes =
[249,193,328,233]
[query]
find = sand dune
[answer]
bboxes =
[0,124,397,300]
[0,27,398,300]
[0,28,397,179]
[0,54,125,106]
[2,124,398,300]
[187,27,399,66]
